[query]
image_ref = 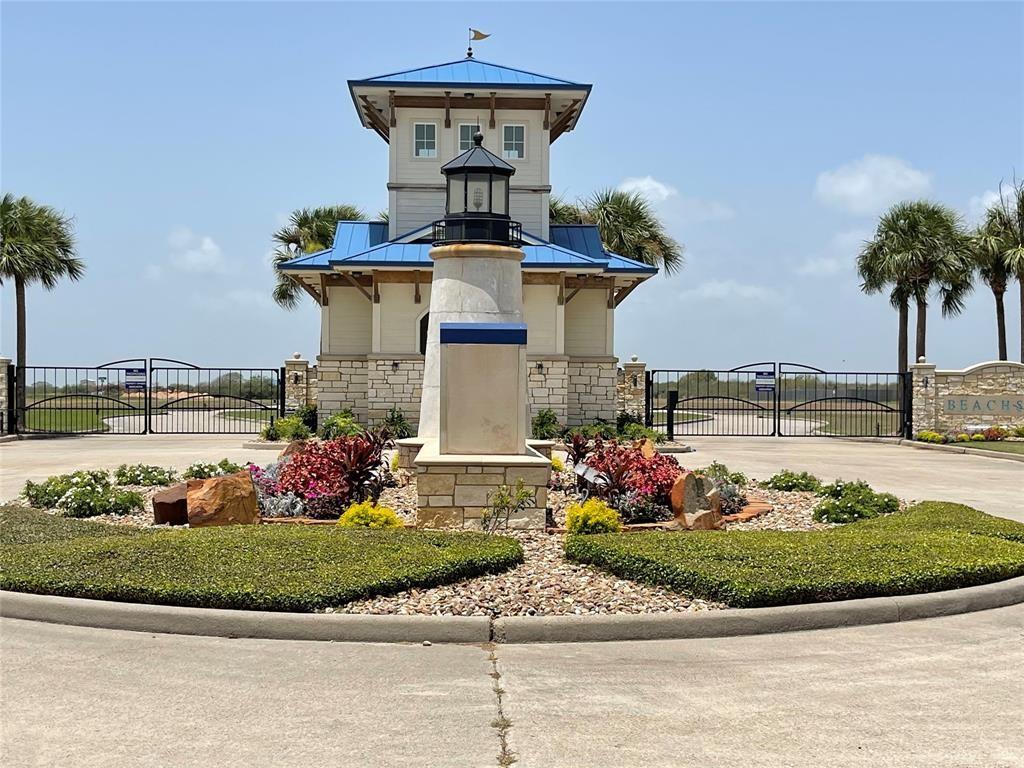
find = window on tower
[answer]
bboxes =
[459,123,481,151]
[502,124,525,159]
[414,123,437,158]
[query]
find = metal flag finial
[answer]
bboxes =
[467,27,490,58]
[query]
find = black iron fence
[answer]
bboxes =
[646,363,910,439]
[7,359,284,436]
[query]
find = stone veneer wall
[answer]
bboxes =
[567,357,618,426]
[310,354,618,430]
[912,359,1024,434]
[527,356,568,423]
[415,462,549,530]
[367,355,424,429]
[316,357,368,422]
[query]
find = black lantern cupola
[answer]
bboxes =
[433,132,521,246]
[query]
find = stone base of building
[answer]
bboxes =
[396,437,553,470]
[311,354,623,429]
[411,440,551,530]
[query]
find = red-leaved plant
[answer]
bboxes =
[276,430,390,516]
[586,442,681,505]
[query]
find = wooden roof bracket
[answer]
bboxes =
[372,272,381,303]
[319,274,329,306]
[339,271,372,302]
[489,92,496,128]
[388,90,397,127]
[614,279,643,307]
[543,93,551,130]
[443,91,451,129]
[414,270,422,303]
[564,286,582,304]
[298,277,322,306]
[557,271,565,305]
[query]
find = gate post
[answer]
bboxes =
[278,367,286,417]
[0,360,13,434]
[644,370,653,427]
[665,390,678,442]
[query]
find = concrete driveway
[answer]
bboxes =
[2,604,1022,767]
[680,437,1024,522]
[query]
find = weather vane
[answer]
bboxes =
[467,27,490,58]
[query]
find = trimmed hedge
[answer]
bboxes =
[0,506,146,547]
[565,502,1024,608]
[0,507,522,612]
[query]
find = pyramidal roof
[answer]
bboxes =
[349,57,589,90]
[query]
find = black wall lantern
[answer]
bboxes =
[433,132,521,246]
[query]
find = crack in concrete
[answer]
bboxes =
[484,643,517,767]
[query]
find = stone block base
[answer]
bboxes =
[412,441,550,530]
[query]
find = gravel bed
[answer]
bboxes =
[333,530,723,616]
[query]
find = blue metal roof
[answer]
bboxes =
[277,222,656,275]
[349,57,588,89]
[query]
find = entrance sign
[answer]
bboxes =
[755,372,776,392]
[944,397,1024,415]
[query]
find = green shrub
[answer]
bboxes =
[294,404,318,432]
[57,486,145,519]
[382,407,413,439]
[183,459,244,480]
[970,433,986,442]
[390,452,400,472]
[620,422,666,444]
[264,417,307,442]
[337,501,403,529]
[0,506,145,547]
[763,469,821,492]
[24,470,110,509]
[0,518,524,612]
[566,422,617,441]
[1013,425,1024,438]
[113,464,178,486]
[565,498,621,534]
[318,410,363,440]
[261,421,279,441]
[812,479,899,524]
[531,408,562,440]
[698,461,748,488]
[564,502,1024,608]
[481,480,536,533]
[955,433,971,443]
[915,430,946,444]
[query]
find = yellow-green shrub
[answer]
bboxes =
[551,456,566,473]
[955,433,971,443]
[337,501,403,529]
[565,498,621,535]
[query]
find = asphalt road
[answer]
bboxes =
[2,605,1022,767]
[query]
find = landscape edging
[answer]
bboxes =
[4,574,1022,644]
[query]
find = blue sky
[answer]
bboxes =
[2,1,1022,370]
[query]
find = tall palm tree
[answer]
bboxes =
[971,208,1016,359]
[858,201,971,371]
[272,204,365,309]
[985,180,1024,361]
[550,189,684,275]
[0,193,84,429]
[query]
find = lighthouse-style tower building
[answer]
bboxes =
[277,54,657,432]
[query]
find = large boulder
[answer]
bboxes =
[279,440,307,461]
[186,471,260,527]
[669,471,723,530]
[153,483,188,526]
[683,509,723,531]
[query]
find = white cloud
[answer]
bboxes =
[617,176,735,226]
[678,280,781,303]
[795,229,870,277]
[167,229,228,274]
[618,175,678,203]
[967,189,1001,224]
[224,289,274,310]
[144,264,164,281]
[815,155,931,215]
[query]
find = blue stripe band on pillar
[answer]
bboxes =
[439,322,527,345]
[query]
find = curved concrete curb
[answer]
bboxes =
[0,592,490,644]
[4,575,1023,644]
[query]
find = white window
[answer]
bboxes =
[502,124,525,159]
[458,123,481,151]
[413,123,437,158]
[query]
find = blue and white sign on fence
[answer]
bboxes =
[124,367,147,392]
[755,371,776,392]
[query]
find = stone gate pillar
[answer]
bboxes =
[619,354,647,417]
[911,357,937,434]
[284,353,311,412]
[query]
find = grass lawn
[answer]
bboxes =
[219,409,272,423]
[24,408,111,433]
[565,502,1024,608]
[962,441,1024,456]
[0,506,522,611]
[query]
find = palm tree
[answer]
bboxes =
[272,204,365,309]
[0,193,84,429]
[984,180,1024,361]
[858,201,971,371]
[971,208,1016,359]
[549,189,684,275]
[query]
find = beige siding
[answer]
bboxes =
[564,289,608,356]
[511,190,545,238]
[324,286,372,354]
[394,188,445,234]
[523,284,558,354]
[379,283,431,353]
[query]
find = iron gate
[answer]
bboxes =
[11,359,284,435]
[646,363,910,439]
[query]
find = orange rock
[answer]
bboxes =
[683,509,724,530]
[186,471,260,527]
[152,483,188,526]
[636,438,657,460]
[279,439,308,460]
